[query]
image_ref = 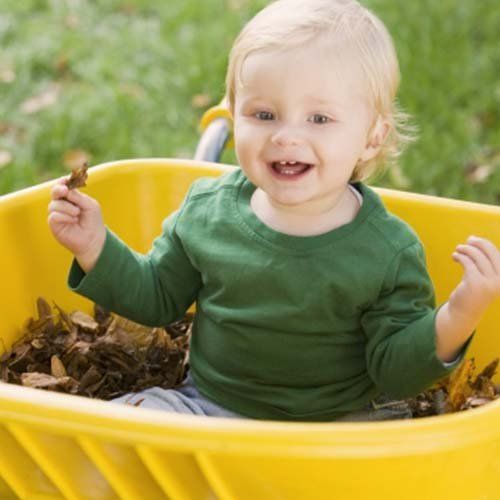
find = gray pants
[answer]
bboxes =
[111,374,412,421]
[335,393,413,422]
[111,373,243,418]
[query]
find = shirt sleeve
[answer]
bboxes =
[68,207,202,327]
[361,242,474,398]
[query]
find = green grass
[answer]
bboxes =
[0,0,499,203]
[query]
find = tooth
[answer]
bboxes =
[279,161,286,165]
[288,161,297,165]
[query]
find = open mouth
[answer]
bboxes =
[269,161,313,179]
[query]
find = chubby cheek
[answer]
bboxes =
[233,131,249,169]
[234,122,262,169]
[324,133,367,168]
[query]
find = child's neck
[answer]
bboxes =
[250,187,361,237]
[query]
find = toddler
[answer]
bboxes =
[48,0,500,421]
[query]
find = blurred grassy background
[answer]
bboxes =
[0,0,499,202]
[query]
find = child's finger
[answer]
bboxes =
[51,182,69,200]
[48,199,81,217]
[454,243,494,277]
[65,188,99,211]
[466,236,500,274]
[452,251,479,276]
[48,211,78,225]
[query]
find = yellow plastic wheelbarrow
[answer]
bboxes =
[0,106,499,500]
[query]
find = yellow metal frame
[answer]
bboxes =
[0,159,499,500]
[199,105,234,148]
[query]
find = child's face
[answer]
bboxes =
[233,43,380,212]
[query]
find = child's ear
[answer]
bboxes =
[359,116,391,163]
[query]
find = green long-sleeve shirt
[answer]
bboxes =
[69,168,472,421]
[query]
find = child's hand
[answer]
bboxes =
[449,236,500,319]
[48,179,106,273]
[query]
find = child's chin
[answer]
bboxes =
[268,191,311,207]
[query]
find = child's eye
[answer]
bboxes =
[255,111,274,121]
[309,114,331,124]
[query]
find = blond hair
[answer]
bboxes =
[225,0,417,181]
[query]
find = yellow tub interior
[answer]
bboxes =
[0,158,499,500]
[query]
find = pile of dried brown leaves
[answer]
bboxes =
[1,297,498,417]
[408,357,499,418]
[0,298,190,400]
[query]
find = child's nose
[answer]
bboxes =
[271,126,304,147]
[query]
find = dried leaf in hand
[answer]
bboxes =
[66,162,88,190]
